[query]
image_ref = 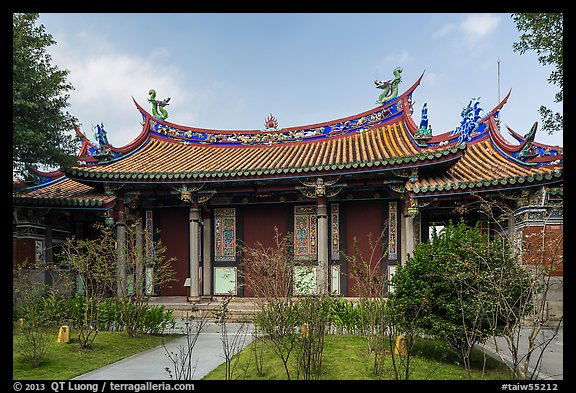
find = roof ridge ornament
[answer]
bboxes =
[375,67,403,105]
[414,102,433,143]
[263,113,279,132]
[450,97,483,146]
[148,89,171,120]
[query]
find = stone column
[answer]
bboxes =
[188,201,201,300]
[116,203,127,298]
[404,214,415,263]
[202,208,212,299]
[317,196,329,294]
[44,221,53,264]
[135,213,144,297]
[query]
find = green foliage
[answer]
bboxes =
[203,334,510,380]
[329,297,362,334]
[13,13,80,180]
[13,331,181,380]
[390,220,533,374]
[512,13,563,134]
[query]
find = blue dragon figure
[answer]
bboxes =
[451,98,482,145]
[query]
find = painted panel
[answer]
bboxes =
[331,203,340,260]
[145,267,154,295]
[388,202,398,260]
[145,210,153,260]
[331,265,340,295]
[294,206,317,260]
[387,264,397,293]
[294,266,317,295]
[214,208,236,261]
[35,239,45,265]
[214,267,237,295]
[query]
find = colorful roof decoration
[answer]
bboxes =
[13,69,563,208]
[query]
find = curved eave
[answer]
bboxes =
[506,124,563,151]
[408,173,563,199]
[408,139,563,197]
[65,121,466,184]
[13,176,116,209]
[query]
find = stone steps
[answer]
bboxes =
[148,296,261,323]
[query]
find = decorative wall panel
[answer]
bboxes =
[214,267,237,295]
[331,203,340,260]
[294,206,317,260]
[214,208,236,262]
[294,266,317,295]
[388,202,398,260]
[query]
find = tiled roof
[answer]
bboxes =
[67,122,464,182]
[13,72,563,206]
[13,176,114,208]
[409,139,562,196]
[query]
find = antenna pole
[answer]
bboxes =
[497,57,501,104]
[497,58,501,129]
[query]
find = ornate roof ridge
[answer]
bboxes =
[130,72,425,148]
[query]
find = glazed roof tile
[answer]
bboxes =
[14,72,563,206]
[67,121,464,182]
[13,175,115,208]
[409,139,562,195]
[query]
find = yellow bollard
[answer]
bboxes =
[300,322,310,338]
[57,325,71,344]
[394,334,407,356]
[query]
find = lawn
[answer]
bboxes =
[203,334,511,380]
[13,329,181,380]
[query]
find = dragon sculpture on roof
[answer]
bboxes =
[148,89,171,120]
[375,67,403,105]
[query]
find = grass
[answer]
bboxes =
[13,329,181,380]
[203,334,511,380]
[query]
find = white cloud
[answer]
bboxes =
[459,13,500,42]
[432,24,456,39]
[383,49,411,65]
[63,54,201,146]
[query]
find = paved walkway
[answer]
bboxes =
[72,321,254,380]
[72,321,562,381]
[481,327,563,380]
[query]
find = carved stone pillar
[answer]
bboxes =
[202,208,212,299]
[135,212,144,296]
[317,196,329,294]
[189,201,201,300]
[116,201,127,297]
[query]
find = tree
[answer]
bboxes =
[512,13,563,135]
[13,13,80,181]
[390,220,533,378]
[58,223,117,349]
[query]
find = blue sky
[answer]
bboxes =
[38,13,563,148]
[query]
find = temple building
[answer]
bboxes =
[13,70,563,312]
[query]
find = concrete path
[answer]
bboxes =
[71,321,562,381]
[72,322,254,381]
[480,327,563,380]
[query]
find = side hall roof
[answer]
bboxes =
[13,71,563,206]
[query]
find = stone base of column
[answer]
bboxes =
[187,296,201,303]
[200,295,212,302]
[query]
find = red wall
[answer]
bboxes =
[345,201,383,297]
[241,204,289,297]
[158,207,189,296]
[13,237,36,270]
[520,224,563,276]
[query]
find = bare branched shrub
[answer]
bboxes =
[346,229,392,378]
[163,311,209,380]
